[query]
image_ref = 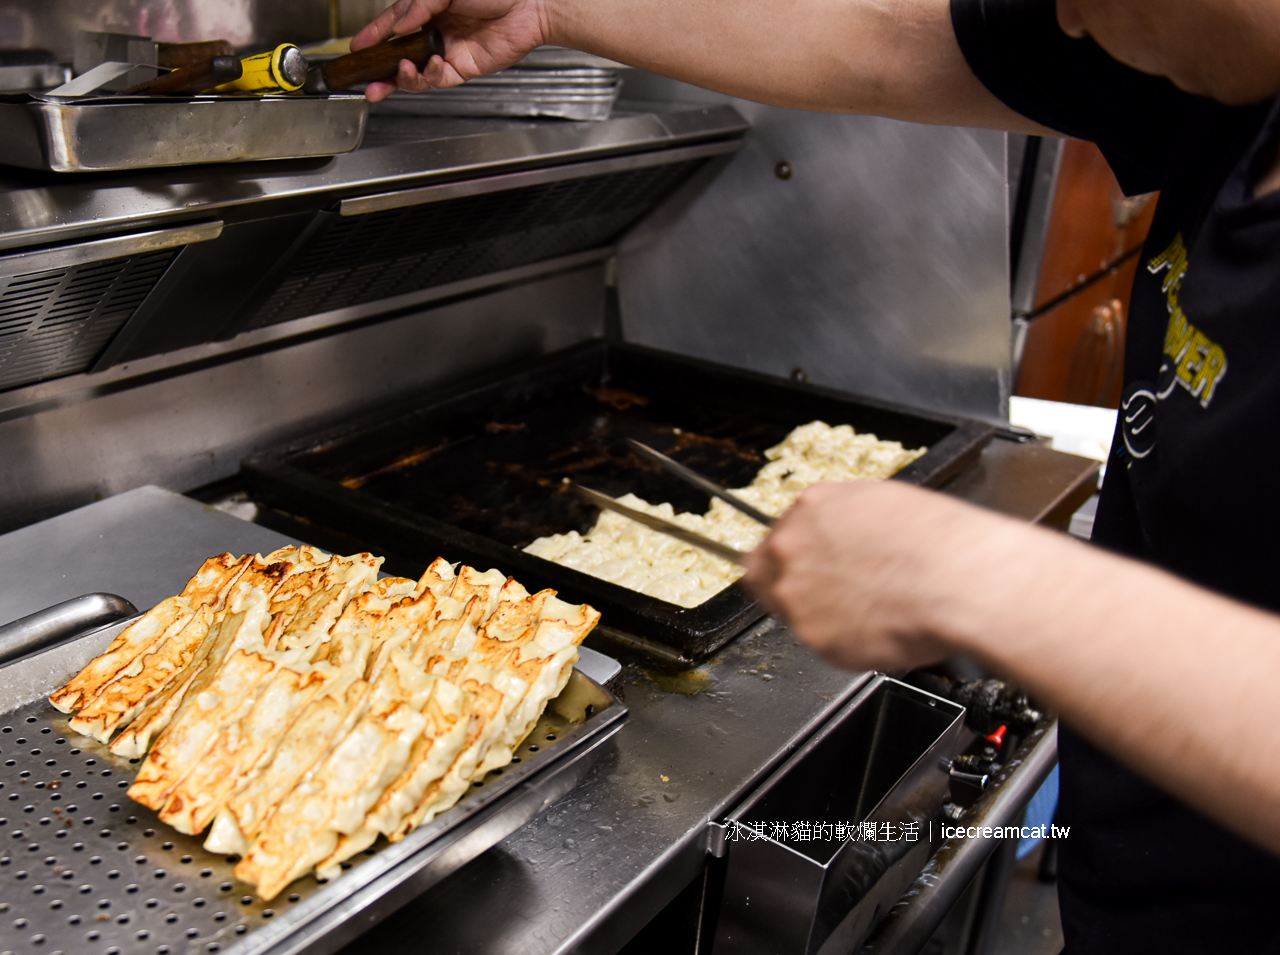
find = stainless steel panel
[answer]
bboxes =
[1011,136,1065,317]
[0,95,367,173]
[0,266,607,532]
[0,486,299,624]
[1008,135,1065,385]
[339,141,740,216]
[616,78,1012,424]
[90,215,320,366]
[715,676,964,955]
[0,221,222,274]
[244,156,708,334]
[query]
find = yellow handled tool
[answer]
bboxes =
[213,43,308,93]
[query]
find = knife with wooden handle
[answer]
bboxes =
[157,40,236,70]
[303,27,445,93]
[118,55,243,96]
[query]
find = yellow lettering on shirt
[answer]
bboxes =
[1148,233,1227,407]
[1190,343,1227,401]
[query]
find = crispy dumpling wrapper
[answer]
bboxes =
[51,550,599,901]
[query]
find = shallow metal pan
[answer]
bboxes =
[0,94,368,173]
[373,77,620,122]
[0,608,626,955]
[242,341,993,662]
[372,96,618,122]
[463,70,620,86]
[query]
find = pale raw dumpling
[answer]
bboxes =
[522,421,926,608]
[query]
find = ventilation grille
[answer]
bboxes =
[245,159,703,331]
[0,249,179,392]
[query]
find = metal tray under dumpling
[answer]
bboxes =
[0,94,369,173]
[0,614,625,955]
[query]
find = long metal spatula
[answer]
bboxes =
[571,485,746,564]
[626,439,774,527]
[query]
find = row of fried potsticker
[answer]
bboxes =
[49,546,600,901]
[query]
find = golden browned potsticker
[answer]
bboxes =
[50,547,599,901]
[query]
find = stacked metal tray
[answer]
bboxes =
[0,611,626,955]
[242,341,994,662]
[372,68,621,122]
[370,44,623,122]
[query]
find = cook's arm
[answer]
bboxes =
[743,481,1280,857]
[351,0,1052,134]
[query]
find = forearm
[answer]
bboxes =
[543,0,1041,129]
[749,482,1280,854]
[363,0,1050,129]
[933,517,1280,854]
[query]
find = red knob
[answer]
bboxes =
[986,724,1007,748]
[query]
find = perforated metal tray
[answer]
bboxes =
[0,615,625,955]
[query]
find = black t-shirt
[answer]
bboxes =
[952,0,1280,951]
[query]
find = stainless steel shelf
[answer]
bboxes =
[0,105,748,253]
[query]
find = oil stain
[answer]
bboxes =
[644,667,715,696]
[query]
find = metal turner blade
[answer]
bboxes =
[571,485,746,564]
[626,439,774,527]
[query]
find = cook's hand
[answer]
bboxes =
[353,0,549,101]
[743,481,1021,673]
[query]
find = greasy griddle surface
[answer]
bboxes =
[247,343,987,659]
[330,385,794,549]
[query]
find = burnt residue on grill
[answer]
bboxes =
[322,383,791,548]
[341,439,451,490]
[587,387,650,411]
[242,342,993,660]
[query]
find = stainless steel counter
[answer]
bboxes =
[0,437,1089,955]
[940,436,1100,527]
[0,485,873,955]
[0,106,748,253]
[0,485,296,625]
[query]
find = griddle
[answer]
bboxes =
[243,342,993,661]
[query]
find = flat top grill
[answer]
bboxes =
[333,383,790,549]
[244,342,993,661]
